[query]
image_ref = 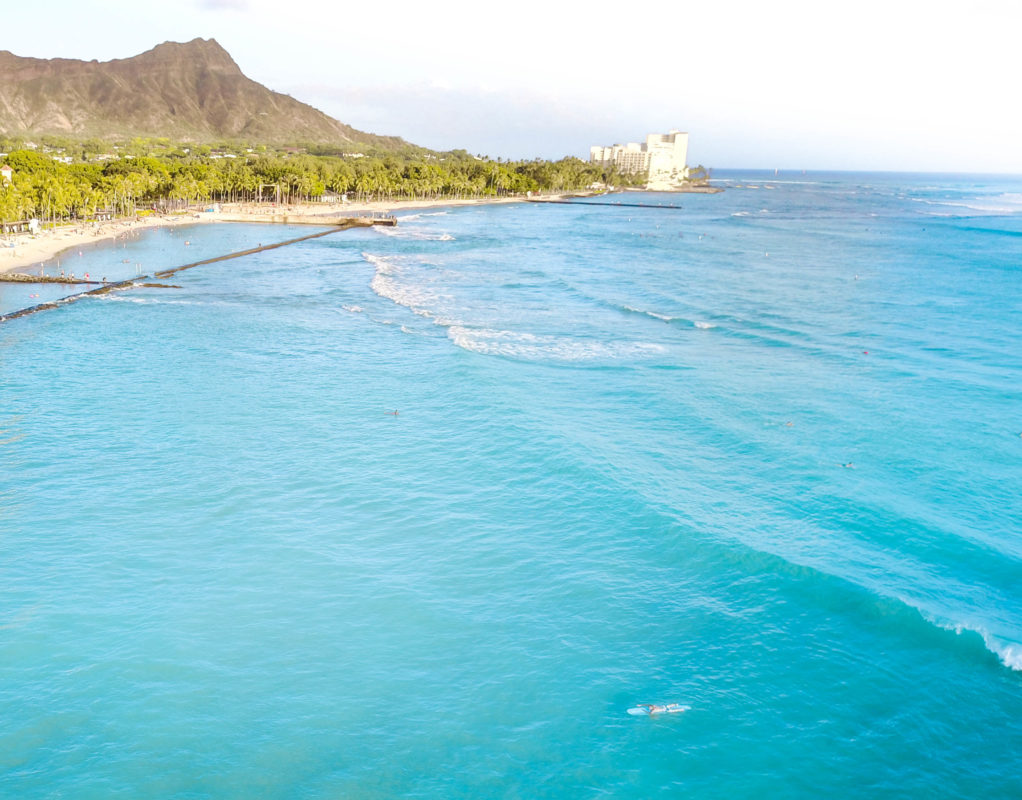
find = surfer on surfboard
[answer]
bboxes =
[628,703,690,716]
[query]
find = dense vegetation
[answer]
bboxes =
[0,136,644,224]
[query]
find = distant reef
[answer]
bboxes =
[0,38,406,148]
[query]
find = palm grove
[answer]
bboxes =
[0,141,645,224]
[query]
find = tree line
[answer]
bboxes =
[0,145,644,224]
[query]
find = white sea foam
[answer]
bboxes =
[375,226,455,241]
[362,252,391,272]
[364,252,455,322]
[366,253,667,362]
[912,193,1022,215]
[92,295,209,306]
[448,326,665,362]
[924,612,1022,672]
[989,638,1022,671]
[714,178,820,185]
[342,305,363,313]
[622,304,676,322]
[398,211,450,221]
[94,294,151,303]
[974,630,1022,672]
[693,321,717,329]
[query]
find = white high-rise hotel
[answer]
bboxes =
[590,130,690,190]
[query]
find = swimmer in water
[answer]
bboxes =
[842,462,854,469]
[386,410,399,416]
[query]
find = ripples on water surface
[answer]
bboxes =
[2,174,1021,798]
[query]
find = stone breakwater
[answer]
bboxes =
[0,273,103,285]
[0,218,392,323]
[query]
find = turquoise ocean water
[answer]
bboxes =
[2,173,1021,797]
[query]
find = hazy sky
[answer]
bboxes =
[5,0,1021,172]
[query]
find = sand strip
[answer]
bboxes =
[0,195,537,277]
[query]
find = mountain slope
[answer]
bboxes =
[0,38,405,148]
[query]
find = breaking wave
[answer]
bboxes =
[923,614,1022,672]
[374,226,455,241]
[447,326,666,362]
[621,304,677,323]
[364,252,666,363]
[396,211,450,221]
[365,253,456,324]
[912,193,1022,215]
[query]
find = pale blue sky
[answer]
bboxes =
[4,0,1021,172]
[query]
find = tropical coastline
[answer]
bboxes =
[4,8,1020,796]
[0,194,538,278]
[4,174,1022,798]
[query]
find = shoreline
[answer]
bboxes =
[0,194,537,277]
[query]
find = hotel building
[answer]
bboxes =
[590,130,690,190]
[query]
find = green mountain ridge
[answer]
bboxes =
[0,38,406,149]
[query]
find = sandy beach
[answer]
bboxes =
[0,195,531,277]
[1,214,202,277]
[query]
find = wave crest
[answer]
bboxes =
[375,226,455,241]
[923,613,1022,672]
[448,326,665,362]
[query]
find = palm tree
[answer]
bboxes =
[354,172,376,202]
